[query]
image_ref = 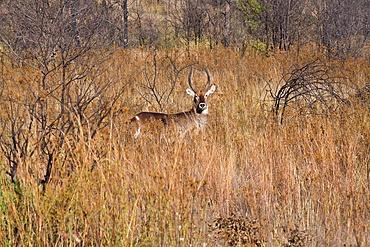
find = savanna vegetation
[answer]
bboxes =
[0,0,369,246]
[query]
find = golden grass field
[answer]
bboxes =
[0,46,369,246]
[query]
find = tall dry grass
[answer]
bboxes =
[0,46,369,246]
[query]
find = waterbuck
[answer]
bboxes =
[129,68,216,138]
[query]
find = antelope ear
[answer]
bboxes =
[205,84,216,97]
[186,88,196,97]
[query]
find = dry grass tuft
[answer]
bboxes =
[284,225,311,247]
[210,216,263,246]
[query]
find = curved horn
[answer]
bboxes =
[188,68,196,91]
[204,68,210,90]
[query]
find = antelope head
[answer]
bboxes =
[186,68,216,115]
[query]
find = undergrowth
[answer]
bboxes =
[0,46,369,246]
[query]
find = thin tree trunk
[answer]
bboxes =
[222,2,231,47]
[123,0,128,48]
[71,0,80,47]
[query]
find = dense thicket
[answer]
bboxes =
[1,0,369,58]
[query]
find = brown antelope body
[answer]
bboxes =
[130,69,216,138]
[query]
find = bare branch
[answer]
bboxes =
[271,60,353,124]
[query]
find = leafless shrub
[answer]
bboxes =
[238,0,311,53]
[0,0,125,188]
[131,3,161,48]
[315,0,370,59]
[167,0,209,50]
[353,83,370,106]
[268,60,352,124]
[138,50,191,112]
